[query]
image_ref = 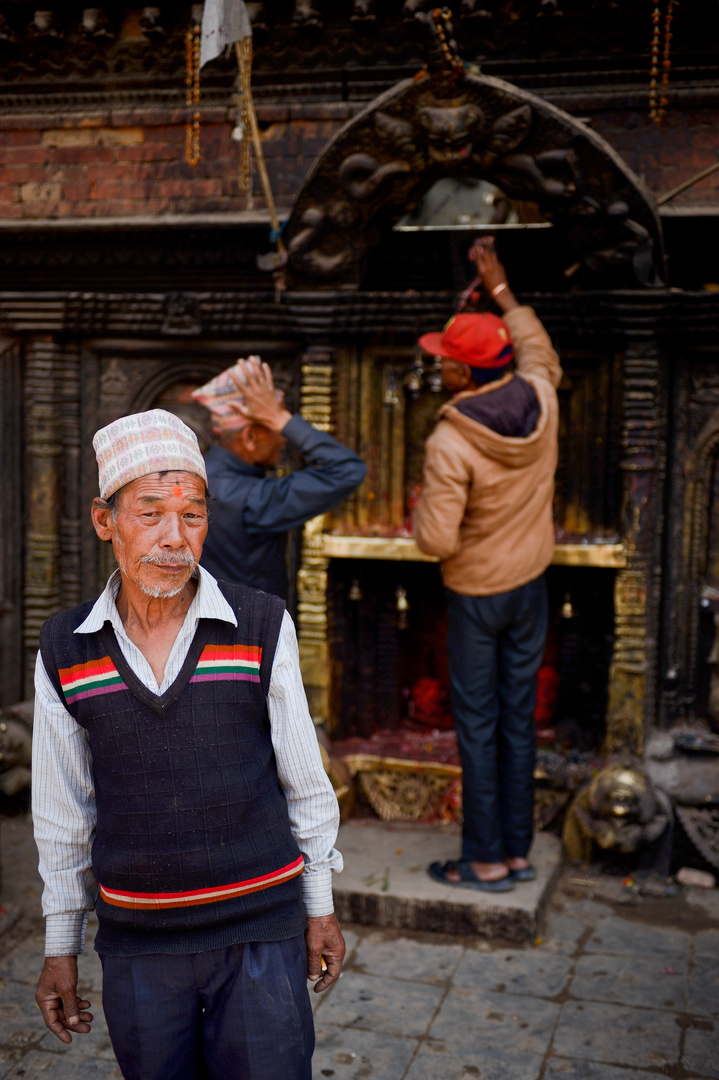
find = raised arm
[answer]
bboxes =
[225,357,366,533]
[472,245,562,390]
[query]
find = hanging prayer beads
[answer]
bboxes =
[648,0,674,126]
[235,35,254,208]
[185,22,201,166]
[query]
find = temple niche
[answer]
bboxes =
[1,2,719,849]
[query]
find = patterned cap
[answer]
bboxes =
[191,362,251,433]
[93,409,208,499]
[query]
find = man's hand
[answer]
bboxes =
[36,956,93,1044]
[470,244,520,313]
[228,356,293,434]
[305,913,345,993]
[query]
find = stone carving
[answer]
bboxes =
[675,805,719,872]
[160,292,202,336]
[27,10,63,39]
[81,8,114,40]
[282,25,664,288]
[0,15,15,42]
[140,7,166,39]
[563,758,673,865]
[292,1,322,29]
[100,358,131,417]
[352,0,376,22]
[246,2,269,31]
[460,0,495,17]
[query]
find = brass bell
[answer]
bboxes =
[349,578,362,602]
[561,592,574,619]
[396,585,409,629]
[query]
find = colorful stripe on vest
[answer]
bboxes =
[190,643,262,684]
[99,854,305,910]
[58,656,128,704]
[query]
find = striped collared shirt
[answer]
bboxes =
[32,567,342,956]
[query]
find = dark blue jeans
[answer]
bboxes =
[446,575,548,864]
[100,934,314,1080]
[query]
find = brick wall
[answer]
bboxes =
[0,103,355,220]
[591,108,719,208]
[0,101,716,222]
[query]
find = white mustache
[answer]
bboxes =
[139,553,196,567]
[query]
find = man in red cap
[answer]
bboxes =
[414,244,562,892]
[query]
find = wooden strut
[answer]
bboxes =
[657,160,719,207]
[234,40,287,261]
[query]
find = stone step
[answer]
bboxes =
[332,821,562,944]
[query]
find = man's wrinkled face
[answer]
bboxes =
[92,471,208,599]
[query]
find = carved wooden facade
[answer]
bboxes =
[1,1,718,763]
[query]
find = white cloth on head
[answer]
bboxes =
[93,408,208,499]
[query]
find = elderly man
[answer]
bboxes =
[32,409,344,1080]
[194,356,366,599]
[415,245,562,892]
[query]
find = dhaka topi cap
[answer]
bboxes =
[93,408,208,500]
[418,313,514,369]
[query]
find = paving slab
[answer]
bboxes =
[693,927,719,964]
[405,1045,544,1080]
[453,947,573,998]
[687,963,719,1018]
[313,971,445,1038]
[683,1023,719,1079]
[37,1003,116,1061]
[543,1060,668,1080]
[427,988,559,1057]
[584,917,691,965]
[4,1050,123,1079]
[350,932,465,985]
[0,980,49,1048]
[571,953,688,1011]
[333,822,562,943]
[313,1024,418,1080]
[552,1000,681,1069]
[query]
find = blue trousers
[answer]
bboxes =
[446,576,548,864]
[100,934,314,1080]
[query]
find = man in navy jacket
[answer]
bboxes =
[197,357,366,599]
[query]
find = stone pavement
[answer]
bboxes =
[0,814,718,1080]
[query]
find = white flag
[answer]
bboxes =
[200,0,251,68]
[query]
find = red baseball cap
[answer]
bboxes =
[418,313,514,369]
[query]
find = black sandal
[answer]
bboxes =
[428,861,515,892]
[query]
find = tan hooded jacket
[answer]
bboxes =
[414,306,562,596]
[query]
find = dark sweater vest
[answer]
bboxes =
[39,581,306,957]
